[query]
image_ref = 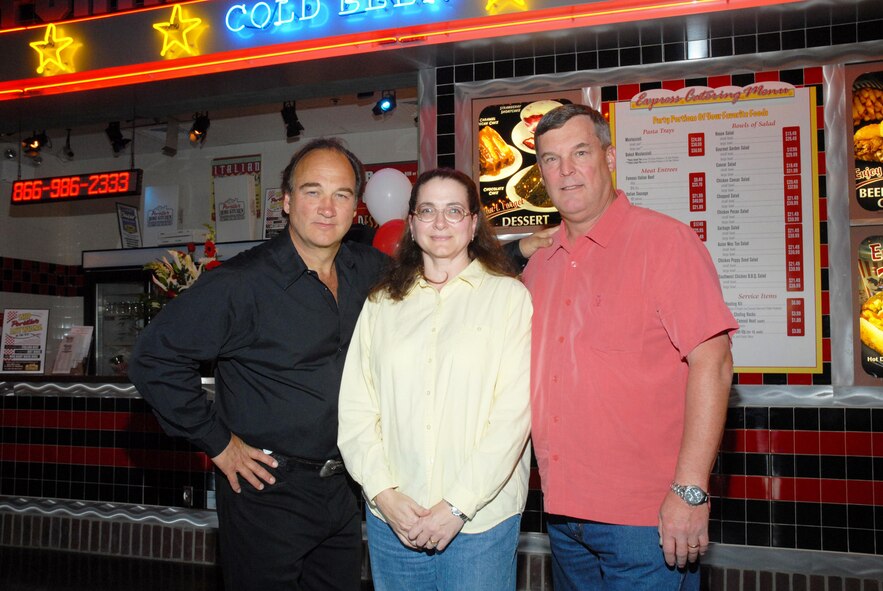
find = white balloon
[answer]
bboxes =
[363,168,411,225]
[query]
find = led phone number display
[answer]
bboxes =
[11,169,143,204]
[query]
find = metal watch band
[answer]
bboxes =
[445,500,468,522]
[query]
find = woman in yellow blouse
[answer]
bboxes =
[338,168,532,591]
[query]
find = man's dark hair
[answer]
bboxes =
[280,137,366,200]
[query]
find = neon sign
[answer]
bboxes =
[11,170,144,205]
[29,24,75,75]
[225,0,437,32]
[153,5,204,58]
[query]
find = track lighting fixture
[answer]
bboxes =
[4,148,16,160]
[22,131,49,157]
[281,101,304,139]
[372,90,397,116]
[189,112,210,146]
[105,122,131,156]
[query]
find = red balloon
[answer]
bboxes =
[372,219,406,256]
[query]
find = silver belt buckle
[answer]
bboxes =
[319,459,344,478]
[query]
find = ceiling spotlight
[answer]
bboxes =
[372,90,397,116]
[62,128,74,161]
[189,112,210,146]
[281,101,304,139]
[105,122,131,157]
[22,131,49,157]
[4,148,16,160]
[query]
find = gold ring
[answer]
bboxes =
[429,539,438,545]
[687,543,699,549]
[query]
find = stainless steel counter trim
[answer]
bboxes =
[0,496,218,528]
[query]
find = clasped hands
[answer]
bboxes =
[374,488,465,552]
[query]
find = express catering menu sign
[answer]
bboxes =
[611,83,821,373]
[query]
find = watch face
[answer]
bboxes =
[683,486,707,505]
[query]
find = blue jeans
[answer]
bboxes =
[546,516,700,591]
[366,510,520,591]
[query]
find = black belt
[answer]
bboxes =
[269,452,346,478]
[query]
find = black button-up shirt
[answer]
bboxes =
[129,231,387,460]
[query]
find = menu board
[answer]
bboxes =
[611,83,820,372]
[475,93,579,228]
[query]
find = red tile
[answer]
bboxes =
[770,430,795,453]
[822,338,831,363]
[874,481,883,505]
[725,474,746,498]
[845,432,873,456]
[707,75,732,88]
[100,413,116,431]
[819,431,845,455]
[820,478,847,504]
[793,477,821,503]
[817,152,826,175]
[720,429,745,452]
[819,244,828,269]
[816,105,824,131]
[770,476,796,502]
[745,475,770,500]
[793,430,820,454]
[874,433,883,456]
[617,83,640,101]
[662,79,685,91]
[744,429,770,453]
[755,71,780,82]
[804,67,823,85]
[820,291,830,315]
[737,373,763,385]
[787,374,813,386]
[847,480,874,505]
[818,196,827,223]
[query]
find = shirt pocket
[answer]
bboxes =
[583,292,646,353]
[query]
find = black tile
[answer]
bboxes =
[437,114,454,135]
[822,503,848,528]
[640,25,662,45]
[745,453,770,476]
[494,60,514,79]
[795,455,820,478]
[474,62,493,81]
[618,26,640,47]
[849,528,876,554]
[619,47,640,67]
[598,49,618,69]
[746,523,770,546]
[821,526,848,552]
[710,37,733,58]
[662,21,685,42]
[685,77,708,88]
[576,51,597,71]
[437,155,455,168]
[762,373,787,386]
[535,56,555,75]
[771,501,796,525]
[639,81,662,91]
[596,29,619,50]
[817,129,826,153]
[721,521,746,544]
[708,518,722,543]
[769,408,794,430]
[726,407,745,429]
[795,525,822,550]
[872,409,883,432]
[663,43,685,62]
[820,455,846,479]
[514,58,533,77]
[555,54,575,74]
[733,35,756,55]
[746,499,771,523]
[437,94,454,115]
[436,66,453,85]
[745,407,769,430]
[819,408,845,431]
[795,502,822,526]
[831,23,857,44]
[640,45,662,65]
[721,498,746,521]
[771,524,796,548]
[720,452,746,475]
[846,456,873,480]
[757,32,781,52]
[806,26,831,48]
[848,504,875,530]
[794,408,819,430]
[600,86,618,102]
[857,20,883,43]
[781,29,805,50]
[845,408,872,432]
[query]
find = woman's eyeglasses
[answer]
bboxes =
[412,205,469,224]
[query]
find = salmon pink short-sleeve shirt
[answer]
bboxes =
[522,192,738,526]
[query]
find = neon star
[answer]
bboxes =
[485,0,527,14]
[153,5,202,58]
[29,24,74,75]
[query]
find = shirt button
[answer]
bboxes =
[558,336,565,344]
[431,327,436,332]
[426,390,431,396]
[570,261,577,268]
[552,376,559,383]
[426,424,431,430]
[565,299,572,306]
[553,416,560,423]
[552,454,559,462]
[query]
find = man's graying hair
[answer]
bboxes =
[535,104,612,150]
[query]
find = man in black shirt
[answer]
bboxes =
[129,138,386,590]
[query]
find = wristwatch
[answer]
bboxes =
[670,482,709,506]
[444,499,468,522]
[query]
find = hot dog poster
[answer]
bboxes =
[611,83,821,373]
[475,92,580,229]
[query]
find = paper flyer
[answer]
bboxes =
[1,309,50,373]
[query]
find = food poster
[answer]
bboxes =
[1,309,49,373]
[611,83,821,372]
[475,93,579,229]
[852,70,883,214]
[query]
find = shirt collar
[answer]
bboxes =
[413,258,486,292]
[542,190,631,260]
[270,227,356,289]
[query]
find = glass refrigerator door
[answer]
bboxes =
[94,281,146,376]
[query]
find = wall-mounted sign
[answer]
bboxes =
[851,72,883,213]
[10,169,143,205]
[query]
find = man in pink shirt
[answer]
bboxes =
[522,104,738,590]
